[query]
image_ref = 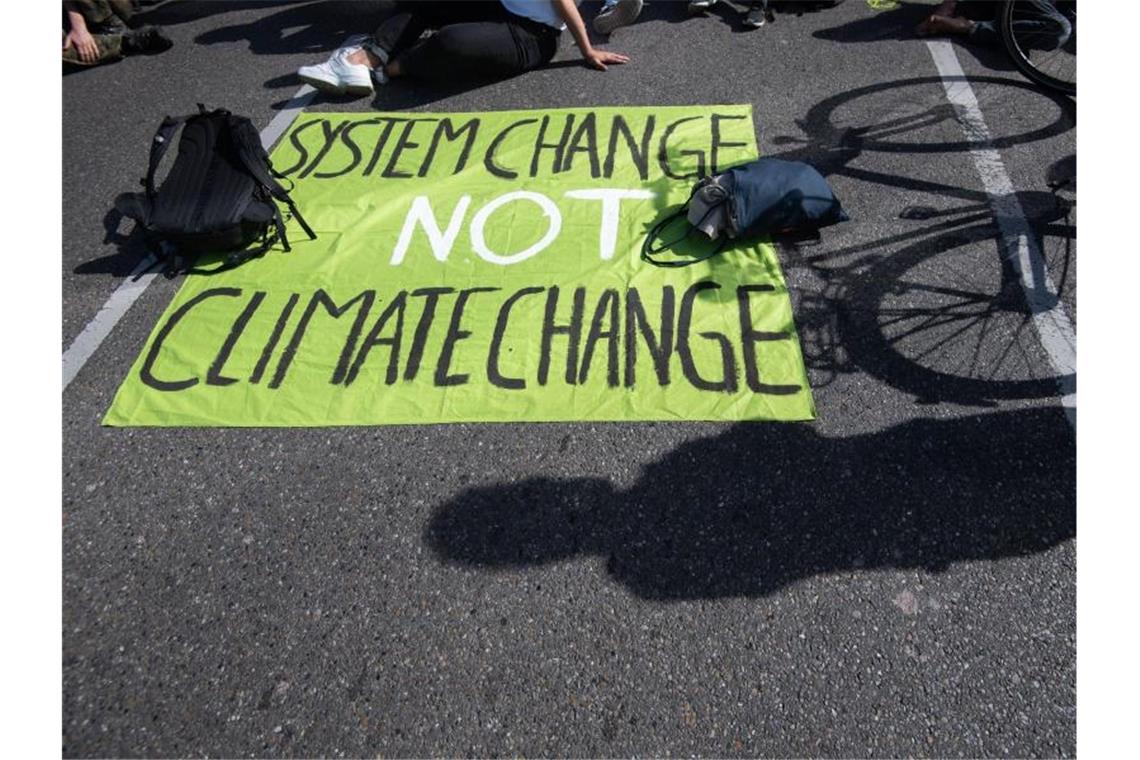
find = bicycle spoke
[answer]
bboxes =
[968,305,1000,378]
[881,311,974,343]
[891,282,993,303]
[989,319,1038,380]
[905,319,991,364]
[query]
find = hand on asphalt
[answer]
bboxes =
[585,48,631,71]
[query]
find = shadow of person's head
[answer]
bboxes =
[425,408,1074,600]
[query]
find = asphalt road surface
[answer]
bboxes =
[62,1,1077,756]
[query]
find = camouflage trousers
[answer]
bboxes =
[62,0,135,66]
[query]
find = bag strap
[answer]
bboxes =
[270,203,292,253]
[144,114,192,198]
[227,117,317,247]
[180,229,280,276]
[640,183,730,268]
[641,211,730,268]
[772,227,822,246]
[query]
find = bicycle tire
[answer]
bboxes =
[835,224,1074,405]
[1000,0,1076,96]
[792,76,1073,157]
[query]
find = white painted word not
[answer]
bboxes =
[389,189,656,266]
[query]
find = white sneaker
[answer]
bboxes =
[297,39,374,96]
[688,0,719,11]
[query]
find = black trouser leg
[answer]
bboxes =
[372,1,507,58]
[396,20,558,82]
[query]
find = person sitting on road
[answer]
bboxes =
[593,0,644,35]
[63,0,172,68]
[916,0,1071,50]
[297,0,630,98]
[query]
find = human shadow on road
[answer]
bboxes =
[192,0,393,57]
[134,0,312,26]
[424,407,1074,600]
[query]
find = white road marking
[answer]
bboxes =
[61,85,317,392]
[62,254,161,390]
[925,40,1077,427]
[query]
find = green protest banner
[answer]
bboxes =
[104,105,815,426]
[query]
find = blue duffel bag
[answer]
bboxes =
[642,157,848,268]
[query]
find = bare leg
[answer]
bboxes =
[345,47,403,78]
[916,0,969,36]
[346,48,376,67]
[916,13,975,37]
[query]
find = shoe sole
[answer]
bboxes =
[298,69,344,94]
[343,81,374,96]
[593,0,644,35]
[298,70,373,97]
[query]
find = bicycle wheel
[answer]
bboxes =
[836,221,1075,405]
[1001,0,1076,96]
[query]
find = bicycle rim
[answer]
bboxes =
[837,224,1074,404]
[1001,0,1076,96]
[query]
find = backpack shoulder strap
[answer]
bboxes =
[226,115,317,246]
[144,114,194,198]
[183,230,280,276]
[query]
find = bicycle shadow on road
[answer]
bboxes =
[785,188,1074,405]
[424,407,1074,600]
[760,78,1074,406]
[812,0,1020,77]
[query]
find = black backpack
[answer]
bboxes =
[115,105,316,275]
